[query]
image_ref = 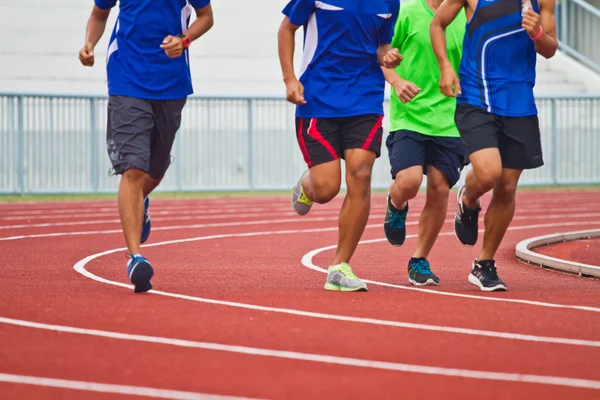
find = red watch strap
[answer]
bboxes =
[530,25,543,41]
[178,34,192,48]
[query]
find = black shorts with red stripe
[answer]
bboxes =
[295,114,384,168]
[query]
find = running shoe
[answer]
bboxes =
[454,186,481,246]
[141,197,151,244]
[127,254,154,293]
[291,172,313,216]
[468,259,507,292]
[324,263,368,292]
[408,258,440,286]
[384,193,408,246]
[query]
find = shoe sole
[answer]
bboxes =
[129,261,154,293]
[324,283,368,292]
[468,273,507,292]
[409,278,440,286]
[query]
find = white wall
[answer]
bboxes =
[1,0,599,97]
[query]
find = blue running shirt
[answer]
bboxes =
[283,0,400,118]
[94,0,210,100]
[457,0,539,117]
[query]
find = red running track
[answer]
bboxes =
[0,190,599,399]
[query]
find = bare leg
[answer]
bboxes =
[389,165,423,210]
[333,149,376,265]
[463,148,502,208]
[118,168,147,255]
[479,168,522,260]
[413,166,450,259]
[301,160,342,204]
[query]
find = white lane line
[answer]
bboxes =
[2,204,595,222]
[71,225,600,347]
[4,207,600,241]
[0,373,254,400]
[3,210,600,231]
[301,223,600,312]
[2,318,600,390]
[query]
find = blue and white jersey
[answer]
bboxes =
[283,0,400,118]
[457,0,538,117]
[95,0,210,100]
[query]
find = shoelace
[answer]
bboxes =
[339,263,358,279]
[388,207,407,228]
[411,259,433,276]
[484,264,500,280]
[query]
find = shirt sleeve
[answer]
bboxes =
[282,0,316,27]
[190,0,210,9]
[379,2,400,45]
[390,8,407,50]
[94,0,117,10]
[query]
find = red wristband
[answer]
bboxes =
[530,25,543,41]
[178,34,192,49]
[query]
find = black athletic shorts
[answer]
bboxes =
[455,104,544,170]
[295,115,384,167]
[386,130,465,188]
[106,95,187,179]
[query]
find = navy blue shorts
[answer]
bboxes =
[386,130,466,187]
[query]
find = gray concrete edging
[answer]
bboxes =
[515,229,600,278]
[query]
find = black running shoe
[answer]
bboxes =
[408,258,440,286]
[384,193,408,246]
[468,260,507,292]
[454,186,481,246]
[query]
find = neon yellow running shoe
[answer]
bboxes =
[324,263,368,292]
[291,173,313,216]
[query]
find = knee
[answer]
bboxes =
[311,179,340,204]
[392,174,422,200]
[494,180,518,202]
[475,168,502,191]
[426,181,450,202]
[122,168,148,186]
[346,166,373,197]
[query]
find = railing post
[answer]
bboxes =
[247,98,254,190]
[17,96,24,195]
[90,97,99,193]
[551,98,558,185]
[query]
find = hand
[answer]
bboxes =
[522,1,541,37]
[439,65,461,97]
[79,43,95,67]
[160,35,184,58]
[382,48,403,69]
[285,78,307,105]
[392,79,421,103]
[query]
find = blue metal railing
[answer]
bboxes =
[1,93,600,194]
[558,0,600,73]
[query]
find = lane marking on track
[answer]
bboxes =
[3,208,600,242]
[0,373,255,400]
[3,209,600,231]
[302,222,600,313]
[1,318,600,390]
[70,223,600,349]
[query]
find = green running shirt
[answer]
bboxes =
[389,0,466,137]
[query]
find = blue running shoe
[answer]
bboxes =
[384,193,408,246]
[408,258,440,286]
[141,197,151,244]
[127,254,154,293]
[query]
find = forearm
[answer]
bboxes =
[278,27,297,83]
[534,30,558,58]
[377,44,392,65]
[186,9,214,41]
[85,14,108,47]
[430,22,451,70]
[382,66,402,86]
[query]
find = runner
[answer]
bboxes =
[278,0,401,291]
[430,0,558,291]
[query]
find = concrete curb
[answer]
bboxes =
[515,229,600,278]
